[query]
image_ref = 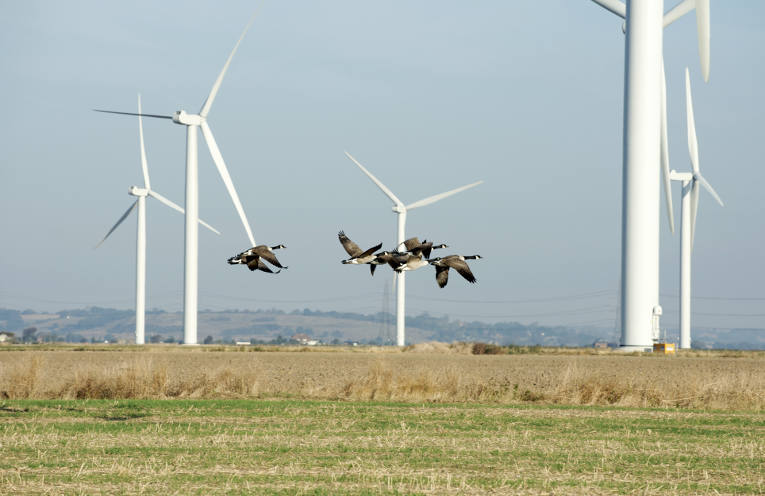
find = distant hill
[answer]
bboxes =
[1,307,762,349]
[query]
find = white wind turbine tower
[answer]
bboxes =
[670,68,723,349]
[345,151,482,347]
[96,19,258,345]
[96,95,219,345]
[589,0,710,349]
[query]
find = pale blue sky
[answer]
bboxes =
[1,1,763,336]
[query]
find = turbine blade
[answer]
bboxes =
[148,190,221,235]
[696,0,710,82]
[690,181,700,246]
[661,60,675,233]
[93,109,172,119]
[197,218,221,235]
[199,14,257,119]
[590,0,626,18]
[405,181,483,210]
[95,200,138,248]
[663,0,694,28]
[137,94,151,189]
[200,121,255,245]
[695,174,724,207]
[685,68,700,175]
[147,189,184,215]
[344,151,404,208]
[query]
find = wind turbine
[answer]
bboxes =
[95,18,257,345]
[589,0,710,349]
[345,151,482,346]
[670,68,723,349]
[96,95,219,345]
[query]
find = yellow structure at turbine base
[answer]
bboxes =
[653,343,676,355]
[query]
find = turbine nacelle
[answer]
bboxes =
[392,205,406,214]
[669,170,693,182]
[129,186,149,197]
[173,110,204,126]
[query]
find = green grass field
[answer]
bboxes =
[1,399,762,495]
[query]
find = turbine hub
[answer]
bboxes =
[392,205,405,214]
[172,110,203,126]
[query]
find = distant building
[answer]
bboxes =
[292,333,319,346]
[0,332,13,343]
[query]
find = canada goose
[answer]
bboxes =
[428,255,482,288]
[369,250,396,275]
[338,231,383,265]
[389,252,429,273]
[227,253,280,273]
[227,244,287,271]
[402,237,448,259]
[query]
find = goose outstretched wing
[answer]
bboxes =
[435,265,450,288]
[338,231,362,257]
[446,257,477,284]
[251,245,287,268]
[247,256,280,274]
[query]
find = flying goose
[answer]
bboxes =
[389,252,429,273]
[428,254,482,288]
[338,231,383,265]
[379,237,447,273]
[369,250,396,275]
[227,244,288,273]
[402,237,448,259]
[227,252,279,273]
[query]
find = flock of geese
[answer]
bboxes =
[226,232,481,288]
[338,231,481,288]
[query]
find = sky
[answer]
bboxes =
[1,1,763,340]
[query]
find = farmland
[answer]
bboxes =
[1,346,763,494]
[1,399,763,494]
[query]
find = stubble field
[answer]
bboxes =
[0,345,763,494]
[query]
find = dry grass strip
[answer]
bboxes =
[0,347,762,410]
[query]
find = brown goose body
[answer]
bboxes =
[428,254,481,288]
[389,252,429,273]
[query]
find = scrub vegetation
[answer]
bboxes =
[1,345,762,410]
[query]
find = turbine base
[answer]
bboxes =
[617,345,653,353]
